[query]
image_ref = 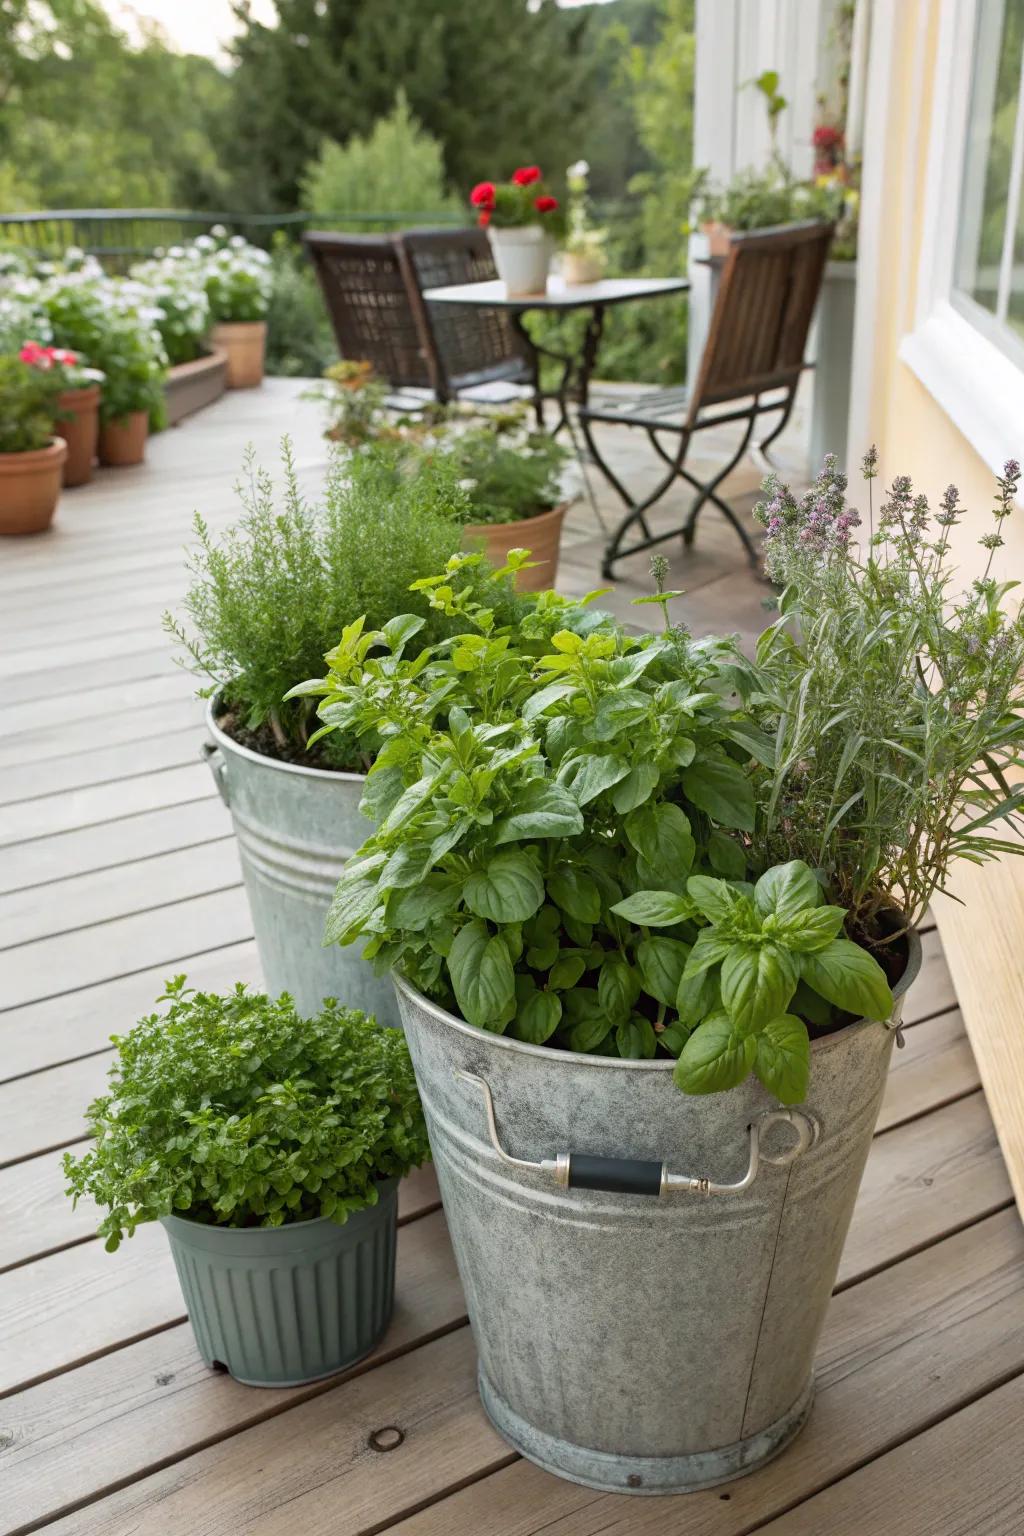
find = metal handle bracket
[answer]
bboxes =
[201,741,231,807]
[455,1069,818,1199]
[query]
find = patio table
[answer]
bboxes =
[421,274,689,437]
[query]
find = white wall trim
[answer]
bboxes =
[912,0,978,328]
[899,304,1024,477]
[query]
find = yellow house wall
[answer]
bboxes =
[864,0,1023,581]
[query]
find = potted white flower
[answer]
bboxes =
[562,159,606,285]
[470,165,563,298]
[201,229,274,388]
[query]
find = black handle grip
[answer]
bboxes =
[567,1153,664,1197]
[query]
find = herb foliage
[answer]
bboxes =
[63,978,430,1249]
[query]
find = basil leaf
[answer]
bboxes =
[686,874,748,926]
[560,752,631,806]
[511,989,562,1045]
[598,953,641,1024]
[611,761,660,814]
[779,905,847,953]
[616,1015,657,1059]
[637,936,691,1007]
[624,802,695,875]
[323,872,380,946]
[754,860,822,922]
[548,952,587,990]
[592,691,651,739]
[564,989,613,1053]
[610,890,695,927]
[464,852,545,924]
[707,830,747,881]
[680,926,734,981]
[676,962,721,1027]
[657,1023,691,1057]
[674,1010,758,1095]
[720,941,799,1033]
[387,876,460,931]
[802,939,894,1021]
[754,1014,811,1104]
[448,920,516,1030]
[493,781,585,843]
[682,756,756,831]
[548,864,602,923]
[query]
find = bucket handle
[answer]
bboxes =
[455,1070,819,1198]
[201,741,230,807]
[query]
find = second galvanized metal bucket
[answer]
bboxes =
[394,930,920,1495]
[204,701,397,1025]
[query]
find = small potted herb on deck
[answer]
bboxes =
[203,232,274,388]
[64,979,430,1387]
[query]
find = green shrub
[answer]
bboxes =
[0,355,66,453]
[165,439,522,763]
[413,414,570,526]
[300,91,459,229]
[264,234,336,378]
[63,977,430,1249]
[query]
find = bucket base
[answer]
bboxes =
[478,1368,814,1495]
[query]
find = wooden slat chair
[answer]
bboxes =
[580,221,834,578]
[397,227,537,410]
[302,231,435,405]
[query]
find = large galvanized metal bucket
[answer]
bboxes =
[393,930,920,1495]
[204,701,397,1025]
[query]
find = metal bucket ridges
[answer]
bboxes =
[161,1178,398,1387]
[204,701,397,1025]
[393,930,921,1495]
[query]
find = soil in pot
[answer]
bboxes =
[99,411,148,467]
[56,384,100,486]
[211,322,267,388]
[463,501,568,592]
[0,437,67,535]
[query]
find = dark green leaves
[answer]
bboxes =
[548,864,602,923]
[510,982,562,1045]
[682,756,756,831]
[493,780,585,843]
[448,921,515,1029]
[674,1011,758,1095]
[464,852,545,924]
[598,953,641,1023]
[802,939,894,1021]
[754,1015,811,1104]
[637,936,691,1007]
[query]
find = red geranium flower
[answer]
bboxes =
[813,125,842,150]
[470,181,496,209]
[513,166,541,186]
[478,210,492,228]
[534,195,559,213]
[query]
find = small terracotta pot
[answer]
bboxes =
[701,220,734,257]
[56,384,101,487]
[99,411,149,467]
[0,437,67,536]
[463,501,568,592]
[211,321,267,388]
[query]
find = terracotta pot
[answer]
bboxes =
[211,322,267,388]
[56,384,101,487]
[463,501,568,592]
[99,411,149,467]
[701,220,734,258]
[0,437,67,536]
[562,250,605,287]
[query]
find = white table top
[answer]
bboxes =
[421,275,689,311]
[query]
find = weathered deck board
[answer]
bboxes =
[0,383,1016,1536]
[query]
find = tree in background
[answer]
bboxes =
[225,0,596,211]
[300,91,459,224]
[0,0,231,212]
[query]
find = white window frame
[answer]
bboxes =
[899,0,1024,474]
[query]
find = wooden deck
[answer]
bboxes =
[0,381,1019,1536]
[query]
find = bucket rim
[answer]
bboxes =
[206,692,366,786]
[393,924,922,1074]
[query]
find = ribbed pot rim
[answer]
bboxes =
[394,923,922,1075]
[206,693,366,787]
[160,1174,399,1242]
[463,499,569,539]
[0,436,67,470]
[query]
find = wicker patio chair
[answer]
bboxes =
[580,220,834,578]
[302,231,434,401]
[397,227,536,411]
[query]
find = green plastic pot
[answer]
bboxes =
[161,1177,398,1387]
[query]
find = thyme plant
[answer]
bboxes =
[752,452,1024,942]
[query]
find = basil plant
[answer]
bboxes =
[294,555,893,1105]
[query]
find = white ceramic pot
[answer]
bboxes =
[488,226,551,298]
